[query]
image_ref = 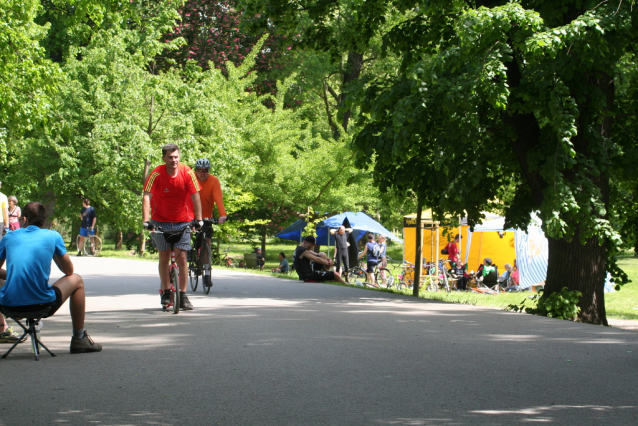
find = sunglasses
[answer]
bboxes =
[196,169,209,174]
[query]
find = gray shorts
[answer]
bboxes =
[151,220,192,251]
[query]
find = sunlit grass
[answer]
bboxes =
[96,240,638,321]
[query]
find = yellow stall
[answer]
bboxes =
[403,211,516,272]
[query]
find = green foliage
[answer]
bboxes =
[508,287,582,320]
[0,0,60,145]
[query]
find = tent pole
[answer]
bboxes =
[413,195,424,297]
[435,222,439,277]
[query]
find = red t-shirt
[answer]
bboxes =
[447,241,459,262]
[144,164,200,222]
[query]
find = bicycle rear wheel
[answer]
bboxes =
[189,267,198,292]
[171,268,180,314]
[347,267,366,284]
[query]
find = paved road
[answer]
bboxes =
[1,256,637,425]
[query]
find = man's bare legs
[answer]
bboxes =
[315,252,346,284]
[158,249,188,292]
[51,273,85,331]
[78,235,85,253]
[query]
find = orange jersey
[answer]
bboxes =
[144,164,200,222]
[197,175,226,218]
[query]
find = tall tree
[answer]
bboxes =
[352,0,638,324]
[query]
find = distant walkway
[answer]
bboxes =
[1,256,636,425]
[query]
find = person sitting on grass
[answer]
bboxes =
[271,252,289,274]
[293,236,346,284]
[255,247,265,271]
[0,202,102,353]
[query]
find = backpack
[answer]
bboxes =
[372,243,382,258]
[441,243,449,255]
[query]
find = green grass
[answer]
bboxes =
[94,239,638,321]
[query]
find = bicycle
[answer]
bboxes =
[347,256,393,289]
[188,218,219,294]
[76,230,102,257]
[211,246,237,268]
[396,260,445,292]
[150,225,192,314]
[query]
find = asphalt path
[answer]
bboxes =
[1,256,637,425]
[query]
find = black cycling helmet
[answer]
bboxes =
[195,158,211,170]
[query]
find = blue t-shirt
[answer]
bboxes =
[366,241,379,262]
[0,226,67,306]
[81,206,97,228]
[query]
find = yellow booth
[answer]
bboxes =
[403,211,516,272]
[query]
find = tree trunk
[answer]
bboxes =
[261,233,266,255]
[42,192,57,229]
[115,230,123,250]
[138,158,152,257]
[69,221,80,250]
[339,51,364,135]
[413,194,423,297]
[543,234,608,325]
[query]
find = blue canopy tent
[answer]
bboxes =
[275,212,402,246]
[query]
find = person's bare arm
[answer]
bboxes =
[0,258,5,280]
[359,245,368,258]
[329,229,337,235]
[191,193,202,221]
[142,192,152,222]
[53,253,74,276]
[345,228,353,233]
[2,204,8,227]
[301,250,332,266]
[91,214,97,229]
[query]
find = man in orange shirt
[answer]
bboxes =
[193,158,227,287]
[142,144,202,310]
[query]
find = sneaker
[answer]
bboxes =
[6,327,27,342]
[180,293,193,310]
[0,328,23,344]
[77,251,83,257]
[204,274,213,288]
[161,289,172,308]
[70,333,102,354]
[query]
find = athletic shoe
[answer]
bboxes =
[70,333,102,354]
[77,251,82,257]
[161,289,172,308]
[0,328,24,343]
[180,293,193,310]
[204,274,213,288]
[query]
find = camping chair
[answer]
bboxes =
[0,305,56,361]
[471,266,500,295]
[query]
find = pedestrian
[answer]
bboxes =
[7,196,20,231]
[330,225,353,279]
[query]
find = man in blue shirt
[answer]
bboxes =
[78,198,97,256]
[0,202,101,353]
[358,234,380,285]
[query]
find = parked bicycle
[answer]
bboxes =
[150,225,192,314]
[347,257,394,289]
[75,228,102,257]
[211,246,237,268]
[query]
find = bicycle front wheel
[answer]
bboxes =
[189,267,198,292]
[84,235,102,256]
[225,257,237,267]
[171,268,180,314]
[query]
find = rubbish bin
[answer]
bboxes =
[244,253,257,269]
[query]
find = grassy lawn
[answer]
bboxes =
[95,238,638,321]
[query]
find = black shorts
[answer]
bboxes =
[302,270,336,282]
[366,261,378,273]
[1,286,63,318]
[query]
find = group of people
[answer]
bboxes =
[142,144,227,311]
[291,227,389,286]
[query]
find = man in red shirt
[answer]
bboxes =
[193,158,227,288]
[142,144,203,310]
